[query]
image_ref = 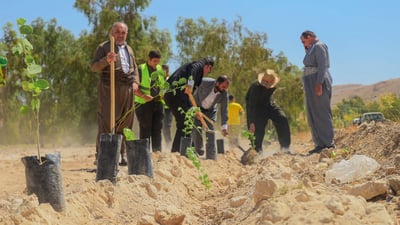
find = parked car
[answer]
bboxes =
[354,112,385,125]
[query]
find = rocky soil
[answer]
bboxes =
[0,121,400,225]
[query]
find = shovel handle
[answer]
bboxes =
[237,145,246,152]
[110,36,115,133]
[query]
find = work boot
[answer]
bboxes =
[308,146,324,155]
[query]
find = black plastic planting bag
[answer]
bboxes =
[126,138,153,178]
[96,133,122,184]
[217,139,225,154]
[206,131,216,160]
[21,153,66,212]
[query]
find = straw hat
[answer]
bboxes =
[257,69,280,88]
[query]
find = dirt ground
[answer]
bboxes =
[0,121,399,225]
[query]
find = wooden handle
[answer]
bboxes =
[110,36,115,133]
[187,93,209,130]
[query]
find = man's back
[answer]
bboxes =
[228,102,243,125]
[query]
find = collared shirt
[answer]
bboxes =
[201,88,220,110]
[118,44,130,74]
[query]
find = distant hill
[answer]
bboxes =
[332,78,400,106]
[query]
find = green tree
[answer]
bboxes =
[74,0,172,61]
[175,17,304,132]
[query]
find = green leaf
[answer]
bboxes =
[19,105,29,114]
[22,39,33,52]
[24,55,35,65]
[151,71,162,81]
[16,18,27,26]
[123,128,136,141]
[163,82,170,90]
[33,86,41,96]
[19,25,33,35]
[21,81,32,92]
[12,43,23,55]
[27,64,42,75]
[178,77,187,84]
[35,79,50,90]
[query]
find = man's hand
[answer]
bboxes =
[106,52,117,64]
[195,111,203,121]
[222,129,228,136]
[184,85,193,95]
[249,123,255,133]
[132,83,139,92]
[314,83,323,96]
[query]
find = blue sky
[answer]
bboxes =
[1,0,399,85]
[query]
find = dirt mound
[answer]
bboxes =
[0,122,399,224]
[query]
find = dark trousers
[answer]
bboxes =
[164,92,190,152]
[249,105,291,152]
[135,101,164,152]
[96,80,134,158]
[162,107,173,144]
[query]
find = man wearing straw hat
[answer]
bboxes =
[91,22,139,166]
[245,69,291,154]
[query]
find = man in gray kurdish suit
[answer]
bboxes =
[192,75,230,156]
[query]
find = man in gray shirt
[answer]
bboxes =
[300,30,335,155]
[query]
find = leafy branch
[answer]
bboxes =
[242,130,256,150]
[12,18,50,161]
[117,74,187,134]
[186,147,211,191]
[180,106,211,191]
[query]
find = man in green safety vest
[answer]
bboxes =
[134,50,165,152]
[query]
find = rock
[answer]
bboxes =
[145,184,158,199]
[261,202,290,223]
[154,170,173,182]
[364,203,395,225]
[294,191,310,202]
[385,166,397,175]
[253,178,278,204]
[324,196,345,215]
[222,209,235,219]
[229,196,247,208]
[170,165,182,177]
[154,206,185,225]
[138,215,156,225]
[388,176,400,195]
[348,180,387,200]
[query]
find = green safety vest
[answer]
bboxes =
[134,63,165,104]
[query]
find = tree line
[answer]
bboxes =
[1,0,396,146]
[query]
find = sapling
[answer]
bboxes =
[179,106,211,191]
[13,18,50,162]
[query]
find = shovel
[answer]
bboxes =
[237,144,259,165]
[96,36,122,184]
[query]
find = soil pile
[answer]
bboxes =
[0,121,399,224]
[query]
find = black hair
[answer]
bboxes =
[148,50,161,59]
[216,75,230,84]
[301,30,316,38]
[202,57,214,66]
[229,95,234,101]
[162,64,169,69]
